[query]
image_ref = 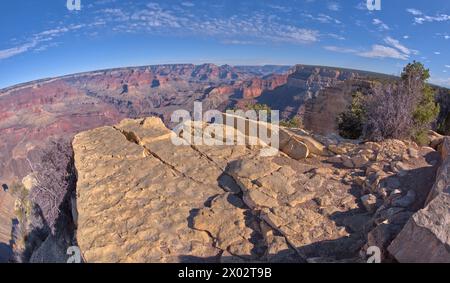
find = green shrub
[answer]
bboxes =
[413,130,430,146]
[337,92,366,139]
[412,81,440,144]
[280,116,303,128]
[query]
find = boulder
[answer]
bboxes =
[388,137,450,263]
[281,138,309,160]
[388,193,450,262]
[428,130,444,149]
[426,137,450,204]
[288,132,326,156]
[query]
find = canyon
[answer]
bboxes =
[0,63,398,185]
[0,63,449,263]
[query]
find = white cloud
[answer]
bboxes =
[445,65,450,68]
[0,1,338,60]
[268,5,292,13]
[327,2,340,11]
[180,2,195,7]
[324,46,357,53]
[414,15,450,24]
[0,24,83,60]
[406,8,422,16]
[403,35,409,39]
[359,45,409,60]
[222,39,256,45]
[0,41,37,60]
[324,36,416,61]
[373,18,390,30]
[407,9,450,24]
[327,33,345,40]
[98,3,319,44]
[384,36,417,55]
[435,33,450,40]
[434,51,441,55]
[316,13,341,24]
[101,8,130,21]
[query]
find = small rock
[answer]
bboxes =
[327,155,342,163]
[392,190,416,208]
[428,130,444,149]
[342,173,353,185]
[407,148,419,159]
[342,155,354,168]
[374,207,405,225]
[390,161,409,176]
[363,142,382,151]
[366,164,382,176]
[361,194,378,213]
[354,176,366,186]
[364,171,386,192]
[351,155,369,168]
[315,195,332,206]
[328,144,346,155]
[378,187,389,200]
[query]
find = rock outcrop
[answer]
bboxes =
[388,137,450,263]
[241,75,288,99]
[73,115,442,263]
[73,116,356,262]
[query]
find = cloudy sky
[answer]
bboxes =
[0,0,449,88]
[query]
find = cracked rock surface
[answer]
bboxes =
[73,117,442,263]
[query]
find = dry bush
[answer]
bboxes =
[363,83,417,141]
[363,62,439,143]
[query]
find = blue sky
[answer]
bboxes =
[0,0,449,88]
